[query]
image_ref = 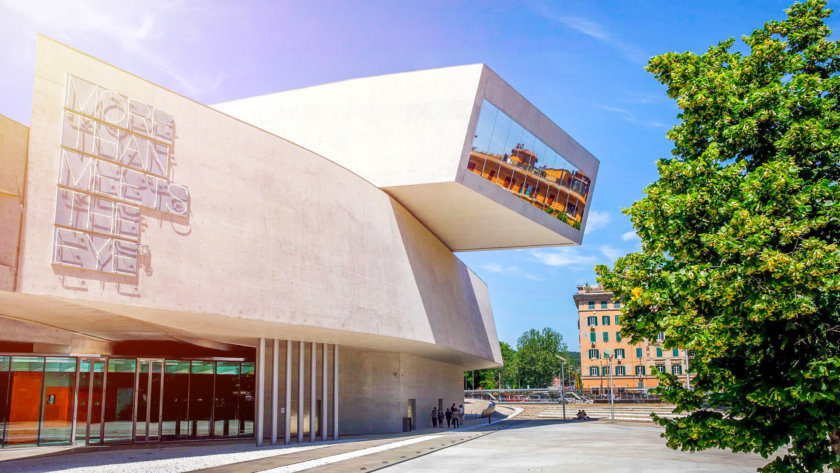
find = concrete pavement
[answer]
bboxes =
[381,420,768,473]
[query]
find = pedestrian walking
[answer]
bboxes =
[458,404,464,426]
[444,405,452,428]
[438,409,444,428]
[451,403,459,428]
[431,407,438,428]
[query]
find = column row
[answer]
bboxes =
[255,340,338,445]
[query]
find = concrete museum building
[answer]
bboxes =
[0,37,599,448]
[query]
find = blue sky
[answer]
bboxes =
[1,0,832,352]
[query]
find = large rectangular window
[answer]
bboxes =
[103,358,136,444]
[602,332,609,343]
[7,356,44,446]
[656,348,663,358]
[600,301,608,309]
[616,332,622,342]
[162,360,190,440]
[189,361,215,438]
[239,363,255,437]
[635,365,646,376]
[590,332,596,343]
[588,349,599,359]
[38,357,77,446]
[466,100,591,229]
[0,356,9,447]
[636,347,643,358]
[615,366,625,376]
[615,315,620,325]
[601,316,611,326]
[587,316,597,326]
[672,348,680,357]
[589,366,599,376]
[672,364,683,375]
[615,349,625,359]
[614,301,621,309]
[588,301,595,310]
[215,362,241,438]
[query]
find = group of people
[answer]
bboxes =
[431,403,464,429]
[576,409,590,420]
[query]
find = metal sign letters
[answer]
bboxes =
[52,75,189,277]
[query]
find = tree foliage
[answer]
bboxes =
[516,327,568,388]
[595,1,840,471]
[465,332,574,389]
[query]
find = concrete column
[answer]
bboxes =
[271,339,279,445]
[333,344,339,440]
[285,340,291,444]
[321,343,327,441]
[310,342,316,442]
[256,338,265,446]
[298,340,304,443]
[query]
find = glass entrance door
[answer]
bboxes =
[76,358,105,445]
[134,360,163,442]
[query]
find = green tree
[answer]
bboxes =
[464,341,517,389]
[595,1,840,471]
[515,328,568,387]
[498,341,518,388]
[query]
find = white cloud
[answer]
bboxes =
[584,210,610,234]
[600,105,666,129]
[600,244,624,262]
[530,6,649,65]
[480,263,544,281]
[530,248,597,268]
[1,0,223,98]
[621,230,640,241]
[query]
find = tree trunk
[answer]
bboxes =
[830,430,840,473]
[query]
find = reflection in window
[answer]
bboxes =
[467,100,591,229]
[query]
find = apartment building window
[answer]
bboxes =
[602,332,609,342]
[635,365,646,376]
[588,301,595,310]
[602,315,611,326]
[656,365,666,373]
[587,316,598,326]
[615,348,625,358]
[614,301,620,309]
[588,349,599,359]
[636,347,643,357]
[615,366,625,376]
[590,366,599,376]
[616,332,622,342]
[590,332,596,343]
[600,301,608,309]
[672,348,679,357]
[614,315,620,325]
[672,364,683,375]
[657,332,664,341]
[656,348,663,357]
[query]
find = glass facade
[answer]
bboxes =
[466,100,592,229]
[0,354,254,448]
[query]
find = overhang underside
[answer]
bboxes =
[0,291,501,369]
[383,180,579,251]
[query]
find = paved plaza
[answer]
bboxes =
[0,413,769,472]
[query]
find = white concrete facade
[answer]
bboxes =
[215,64,600,250]
[0,36,597,442]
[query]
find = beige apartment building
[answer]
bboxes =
[574,285,688,395]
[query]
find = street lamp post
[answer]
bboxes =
[555,354,567,421]
[606,354,617,424]
[684,349,691,390]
